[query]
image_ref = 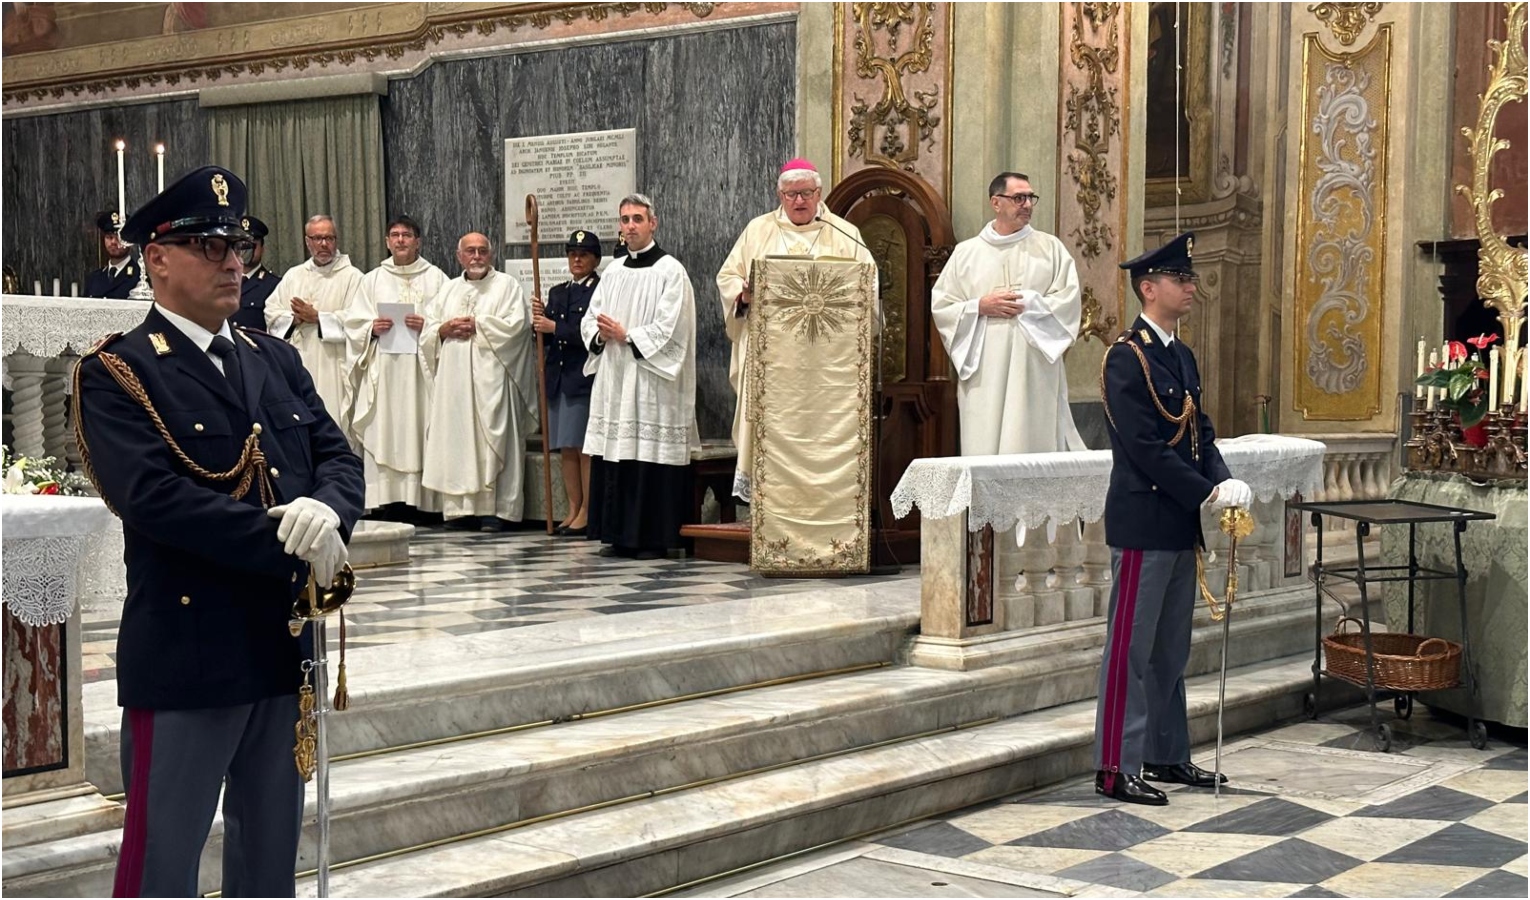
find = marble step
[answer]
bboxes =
[315,653,1342,898]
[82,583,924,796]
[10,585,1327,897]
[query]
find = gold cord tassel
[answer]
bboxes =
[1197,507,1256,621]
[332,612,350,711]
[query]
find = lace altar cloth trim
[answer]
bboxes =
[890,434,1327,532]
[2,495,118,626]
[2,295,151,358]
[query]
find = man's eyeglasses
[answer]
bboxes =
[997,192,1042,206]
[781,189,820,202]
[305,234,338,244]
[158,236,256,267]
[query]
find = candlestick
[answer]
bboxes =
[155,143,165,194]
[1505,347,1519,409]
[1427,350,1439,410]
[1415,337,1427,398]
[1489,346,1500,410]
[115,140,126,223]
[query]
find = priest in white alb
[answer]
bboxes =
[583,193,700,559]
[715,158,877,502]
[420,232,538,531]
[347,215,448,514]
[266,214,366,438]
[932,171,1087,455]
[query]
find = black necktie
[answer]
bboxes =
[209,335,247,408]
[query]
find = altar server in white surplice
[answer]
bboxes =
[266,214,366,437]
[420,232,538,530]
[582,193,700,560]
[715,158,878,502]
[348,215,448,513]
[932,172,1087,455]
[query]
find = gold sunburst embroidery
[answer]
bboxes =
[769,264,858,345]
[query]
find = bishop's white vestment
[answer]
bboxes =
[715,205,876,500]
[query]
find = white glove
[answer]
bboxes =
[306,528,348,586]
[1207,478,1253,510]
[267,497,341,557]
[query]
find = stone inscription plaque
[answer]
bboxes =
[504,129,637,245]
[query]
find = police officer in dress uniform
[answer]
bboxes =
[1092,232,1252,806]
[233,214,280,331]
[83,209,141,299]
[73,166,364,896]
[532,229,602,536]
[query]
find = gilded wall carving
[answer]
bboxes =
[1293,25,1392,420]
[1309,2,1383,47]
[833,2,953,197]
[1058,2,1128,344]
[1,2,737,108]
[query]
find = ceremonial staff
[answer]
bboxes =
[525,194,557,534]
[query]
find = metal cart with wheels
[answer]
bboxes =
[1289,499,1496,752]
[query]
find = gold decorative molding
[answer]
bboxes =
[832,2,954,197]
[1293,24,1392,421]
[1455,1,1528,352]
[1143,2,1214,207]
[1058,2,1129,345]
[1063,1,1122,260]
[1309,2,1383,47]
[2,2,720,106]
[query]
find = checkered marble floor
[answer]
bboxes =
[861,706,1528,898]
[80,526,913,685]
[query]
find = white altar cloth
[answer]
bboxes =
[2,495,116,626]
[890,434,1327,532]
[2,295,151,358]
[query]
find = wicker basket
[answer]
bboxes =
[1322,617,1462,692]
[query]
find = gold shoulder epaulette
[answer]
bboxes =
[234,327,259,348]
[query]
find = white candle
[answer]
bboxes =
[1427,350,1439,410]
[155,143,165,193]
[1504,347,1518,408]
[51,278,59,296]
[1415,337,1427,398]
[115,140,126,222]
[70,282,78,297]
[1488,346,1500,410]
[32,280,41,295]
[1521,357,1527,414]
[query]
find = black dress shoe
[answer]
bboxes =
[563,526,588,537]
[1142,761,1227,787]
[553,525,570,536]
[598,545,623,558]
[1095,771,1168,806]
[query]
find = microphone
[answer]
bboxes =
[813,215,874,254]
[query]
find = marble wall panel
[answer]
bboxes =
[382,22,797,440]
[2,99,209,294]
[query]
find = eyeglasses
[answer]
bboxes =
[781,189,820,201]
[997,192,1041,206]
[460,246,492,257]
[157,236,256,267]
[305,234,338,244]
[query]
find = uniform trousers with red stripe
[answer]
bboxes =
[1092,547,1198,784]
[113,696,303,898]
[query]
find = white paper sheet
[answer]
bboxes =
[377,302,419,355]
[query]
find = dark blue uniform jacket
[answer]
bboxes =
[83,254,142,299]
[1102,316,1231,551]
[233,265,281,332]
[544,275,598,399]
[75,307,364,710]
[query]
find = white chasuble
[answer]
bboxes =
[931,226,1087,456]
[267,254,366,438]
[420,270,538,521]
[715,205,877,499]
[581,250,699,467]
[348,257,448,510]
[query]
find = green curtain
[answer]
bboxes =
[208,94,385,276]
